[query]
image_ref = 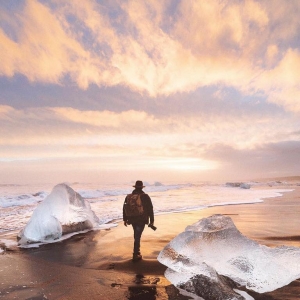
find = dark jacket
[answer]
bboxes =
[123,189,154,225]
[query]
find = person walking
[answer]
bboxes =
[123,180,155,261]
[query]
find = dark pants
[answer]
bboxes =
[132,222,145,254]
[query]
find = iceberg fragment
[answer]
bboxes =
[158,214,300,299]
[18,183,99,245]
[226,182,251,189]
[240,183,250,189]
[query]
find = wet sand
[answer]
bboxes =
[1,185,300,299]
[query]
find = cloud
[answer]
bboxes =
[51,107,159,129]
[252,49,300,112]
[0,105,14,115]
[1,0,300,112]
[1,104,300,162]
[0,0,108,88]
[50,106,300,151]
[0,102,299,181]
[172,0,268,54]
[202,140,300,178]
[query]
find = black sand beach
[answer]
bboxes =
[1,186,300,299]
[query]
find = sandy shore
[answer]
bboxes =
[1,186,300,299]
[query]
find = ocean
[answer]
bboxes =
[0,180,295,241]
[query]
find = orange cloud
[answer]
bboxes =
[0,0,109,88]
[250,49,300,112]
[51,107,159,129]
[0,103,300,173]
[0,105,14,115]
[1,0,300,110]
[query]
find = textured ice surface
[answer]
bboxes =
[158,214,300,298]
[18,184,99,244]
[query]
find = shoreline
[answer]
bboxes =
[1,186,300,299]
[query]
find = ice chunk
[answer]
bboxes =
[226,182,243,187]
[226,182,251,189]
[240,183,250,189]
[18,183,99,245]
[165,264,246,300]
[158,214,300,299]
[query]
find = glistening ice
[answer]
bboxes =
[158,214,300,299]
[17,183,99,245]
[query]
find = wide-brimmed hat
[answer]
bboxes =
[133,180,145,188]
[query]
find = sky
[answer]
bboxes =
[0,0,300,184]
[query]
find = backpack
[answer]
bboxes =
[124,194,144,217]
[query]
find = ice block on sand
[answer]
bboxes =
[158,214,300,299]
[18,183,99,245]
